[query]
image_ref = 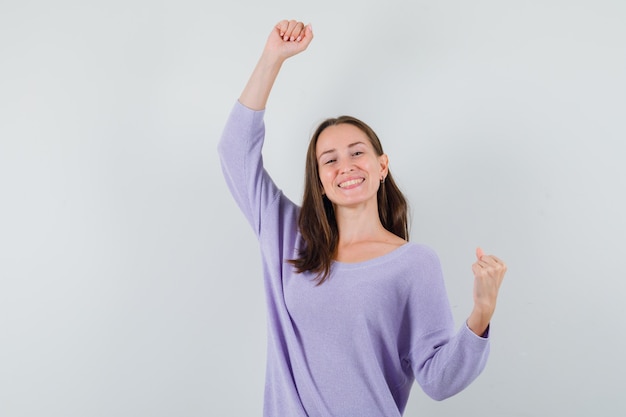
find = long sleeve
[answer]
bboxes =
[217,101,282,237]
[403,246,490,401]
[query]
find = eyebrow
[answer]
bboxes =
[317,141,366,160]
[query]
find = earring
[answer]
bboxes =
[380,176,385,184]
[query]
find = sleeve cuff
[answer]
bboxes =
[236,99,267,114]
[465,321,490,339]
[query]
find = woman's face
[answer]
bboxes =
[315,123,388,209]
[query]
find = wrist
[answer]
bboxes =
[259,51,286,68]
[467,306,494,336]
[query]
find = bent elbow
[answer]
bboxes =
[418,372,472,401]
[421,385,457,402]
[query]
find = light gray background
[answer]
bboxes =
[1,0,625,416]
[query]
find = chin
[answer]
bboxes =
[330,194,377,209]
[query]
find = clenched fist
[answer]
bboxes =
[467,247,507,336]
[263,19,314,62]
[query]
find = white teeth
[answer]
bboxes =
[339,179,363,188]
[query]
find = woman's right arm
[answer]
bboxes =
[239,20,313,110]
[218,20,313,234]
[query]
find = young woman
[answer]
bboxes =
[218,19,507,417]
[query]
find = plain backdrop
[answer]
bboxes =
[1,0,625,416]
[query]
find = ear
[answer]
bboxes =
[378,154,389,178]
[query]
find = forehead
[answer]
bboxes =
[315,123,371,154]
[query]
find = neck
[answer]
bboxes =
[334,201,386,245]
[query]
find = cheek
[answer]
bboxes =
[318,169,335,190]
[319,170,331,186]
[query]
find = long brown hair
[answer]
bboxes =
[289,116,409,284]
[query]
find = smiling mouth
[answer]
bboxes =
[338,178,364,188]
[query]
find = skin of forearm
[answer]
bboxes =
[466,305,495,337]
[239,53,284,111]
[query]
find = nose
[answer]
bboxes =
[339,160,354,174]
